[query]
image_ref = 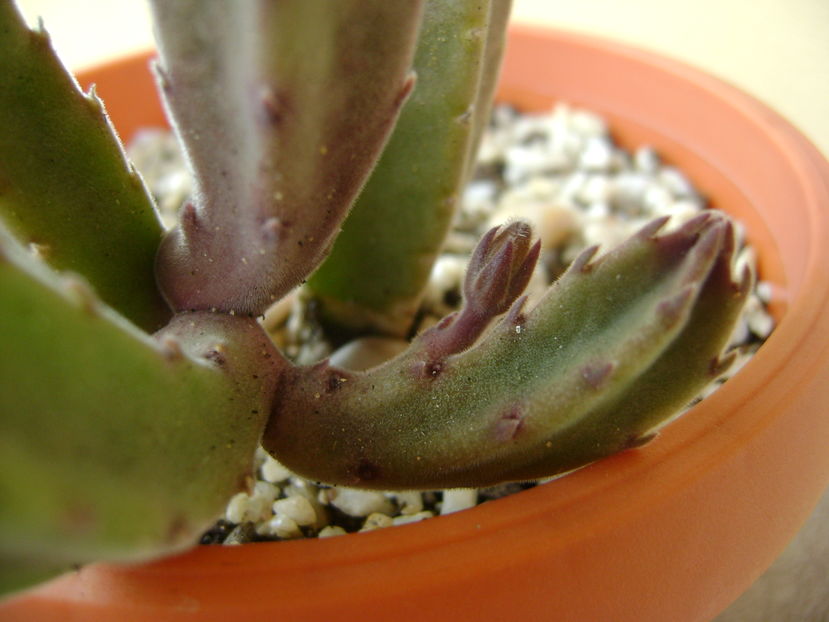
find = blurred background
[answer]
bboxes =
[15,0,829,158]
[12,1,829,620]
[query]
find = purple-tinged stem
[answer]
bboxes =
[150,0,424,315]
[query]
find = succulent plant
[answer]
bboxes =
[0,0,750,597]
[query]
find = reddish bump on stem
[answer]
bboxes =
[158,335,184,362]
[493,403,527,442]
[657,286,695,328]
[581,361,615,390]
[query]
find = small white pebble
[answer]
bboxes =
[642,184,673,214]
[253,481,279,504]
[318,526,347,538]
[585,201,611,220]
[748,310,775,340]
[360,512,394,532]
[273,495,317,527]
[568,109,608,137]
[225,492,250,524]
[282,484,327,527]
[257,514,302,539]
[609,171,650,212]
[583,218,637,251]
[744,296,775,339]
[463,179,498,209]
[392,511,435,526]
[422,255,467,311]
[579,137,613,171]
[557,171,588,204]
[225,490,272,524]
[286,477,318,499]
[662,199,703,227]
[441,489,479,515]
[504,144,549,184]
[261,455,292,483]
[658,166,697,198]
[634,146,660,173]
[325,488,394,518]
[261,290,298,332]
[755,281,774,304]
[538,204,581,250]
[388,491,424,516]
[577,174,611,204]
[245,495,273,523]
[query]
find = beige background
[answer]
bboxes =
[12,1,829,619]
[15,0,829,159]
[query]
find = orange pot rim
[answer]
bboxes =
[5,25,829,622]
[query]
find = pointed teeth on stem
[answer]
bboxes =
[656,213,726,279]
[570,244,600,273]
[683,221,726,282]
[655,212,719,255]
[681,211,717,236]
[505,294,529,327]
[635,215,671,240]
[151,60,172,94]
[394,71,417,109]
[180,203,199,234]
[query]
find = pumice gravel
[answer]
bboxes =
[129,103,774,545]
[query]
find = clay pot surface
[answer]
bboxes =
[4,26,829,622]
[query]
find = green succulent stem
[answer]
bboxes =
[0,1,169,331]
[151,0,424,316]
[307,0,513,337]
[263,214,751,489]
[0,228,286,594]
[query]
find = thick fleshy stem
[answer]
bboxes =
[307,0,514,337]
[0,222,286,593]
[151,0,424,315]
[0,1,169,331]
[263,213,751,490]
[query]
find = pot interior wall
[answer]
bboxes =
[497,28,827,324]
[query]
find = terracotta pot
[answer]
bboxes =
[3,26,829,622]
